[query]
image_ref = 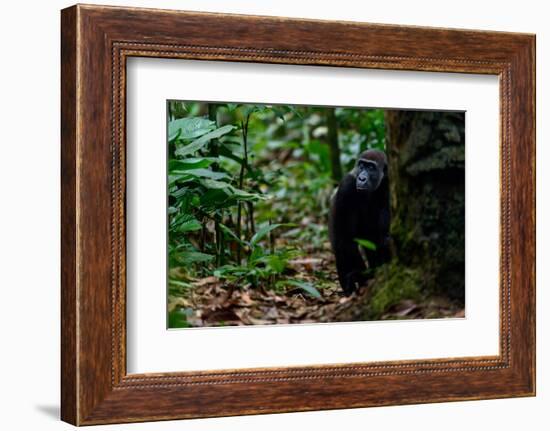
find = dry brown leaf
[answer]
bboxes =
[167,297,191,312]
[192,276,219,287]
[247,317,275,325]
[231,291,254,307]
[392,300,420,317]
[202,307,241,324]
[186,310,203,327]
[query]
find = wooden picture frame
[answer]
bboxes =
[61,4,535,425]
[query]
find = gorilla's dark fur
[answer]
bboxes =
[329,149,391,295]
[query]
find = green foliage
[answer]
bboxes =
[284,280,322,299]
[168,308,192,328]
[174,124,235,157]
[250,223,288,247]
[354,238,377,251]
[337,108,386,171]
[167,101,388,324]
[169,117,216,142]
[213,223,297,286]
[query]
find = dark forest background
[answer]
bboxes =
[167,102,465,328]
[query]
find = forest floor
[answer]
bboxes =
[168,249,465,328]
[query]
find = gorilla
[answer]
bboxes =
[329,149,391,295]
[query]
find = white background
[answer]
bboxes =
[0,0,547,430]
[127,59,500,373]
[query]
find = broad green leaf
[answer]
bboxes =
[175,218,202,233]
[170,212,194,227]
[173,250,214,264]
[199,189,232,207]
[168,173,193,186]
[262,254,287,273]
[218,144,244,165]
[168,279,192,289]
[168,169,229,186]
[200,178,232,190]
[174,138,211,158]
[219,224,247,246]
[175,125,235,157]
[286,280,322,299]
[168,117,215,142]
[184,169,229,180]
[169,127,181,142]
[169,186,192,199]
[168,158,215,171]
[249,245,265,263]
[241,105,257,118]
[169,242,194,251]
[214,264,248,279]
[354,238,377,250]
[250,223,289,247]
[229,186,267,201]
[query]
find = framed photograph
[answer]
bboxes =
[61,4,535,425]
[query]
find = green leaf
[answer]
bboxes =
[219,224,248,246]
[182,169,229,180]
[199,189,232,207]
[174,138,210,158]
[175,218,202,233]
[168,117,215,142]
[173,250,214,264]
[262,254,287,273]
[285,280,322,299]
[168,168,229,186]
[272,107,288,122]
[200,178,233,190]
[229,186,266,201]
[213,264,248,279]
[250,223,292,247]
[169,186,193,200]
[218,144,244,165]
[168,158,215,171]
[169,127,181,142]
[175,125,235,157]
[241,105,258,118]
[249,245,265,263]
[168,173,194,186]
[168,279,192,289]
[354,238,377,250]
[168,308,191,328]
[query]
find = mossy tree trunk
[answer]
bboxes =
[331,111,466,322]
[385,110,465,301]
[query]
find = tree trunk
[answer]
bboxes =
[385,110,465,301]
[329,110,466,322]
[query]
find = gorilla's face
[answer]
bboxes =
[354,158,384,192]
